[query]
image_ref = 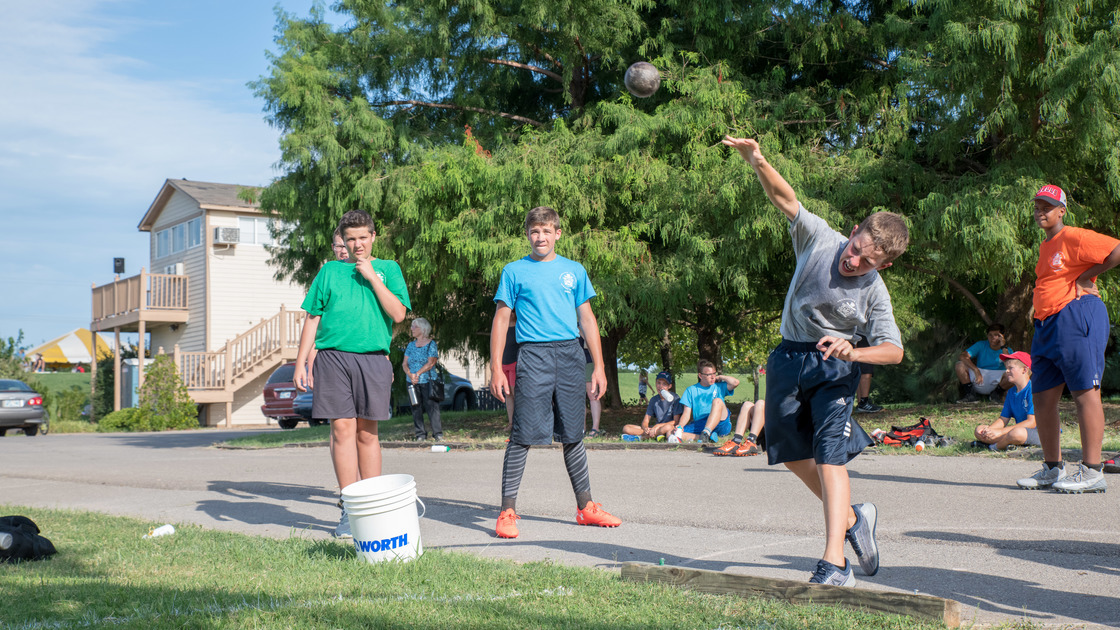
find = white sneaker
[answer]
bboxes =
[1016,463,1066,490]
[334,508,352,539]
[667,427,683,444]
[1052,463,1107,494]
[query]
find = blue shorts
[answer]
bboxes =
[1031,296,1109,392]
[682,416,732,436]
[763,340,874,466]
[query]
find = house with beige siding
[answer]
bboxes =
[91,179,305,426]
[90,178,488,426]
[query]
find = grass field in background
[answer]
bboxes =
[0,506,953,630]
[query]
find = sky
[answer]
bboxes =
[0,0,335,350]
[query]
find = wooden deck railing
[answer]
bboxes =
[173,306,302,392]
[92,268,189,323]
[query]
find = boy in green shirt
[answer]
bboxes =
[295,210,410,538]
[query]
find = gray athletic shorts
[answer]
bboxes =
[512,339,585,445]
[311,349,393,421]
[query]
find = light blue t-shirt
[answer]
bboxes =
[1001,381,1034,424]
[967,340,1013,371]
[494,255,596,343]
[680,382,731,421]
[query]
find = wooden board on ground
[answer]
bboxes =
[620,562,961,627]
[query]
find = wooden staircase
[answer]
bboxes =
[172,306,303,413]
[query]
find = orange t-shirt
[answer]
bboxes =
[1033,226,1120,320]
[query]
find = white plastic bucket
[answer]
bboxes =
[341,474,425,564]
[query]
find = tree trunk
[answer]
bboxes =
[994,276,1035,350]
[696,325,722,371]
[599,326,629,409]
[659,326,673,375]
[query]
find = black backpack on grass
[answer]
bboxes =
[0,515,57,563]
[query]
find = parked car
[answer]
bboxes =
[261,363,305,430]
[0,379,49,436]
[292,389,327,426]
[395,365,477,415]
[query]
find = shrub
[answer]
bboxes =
[98,355,197,431]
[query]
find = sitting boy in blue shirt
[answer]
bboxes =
[973,354,1039,450]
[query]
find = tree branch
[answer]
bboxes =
[375,100,544,127]
[903,263,991,324]
[483,58,563,82]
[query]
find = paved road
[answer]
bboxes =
[2,430,1118,628]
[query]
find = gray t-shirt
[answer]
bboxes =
[778,204,902,348]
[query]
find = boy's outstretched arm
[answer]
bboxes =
[722,135,799,220]
[490,304,512,402]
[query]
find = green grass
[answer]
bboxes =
[0,505,956,630]
[28,372,91,395]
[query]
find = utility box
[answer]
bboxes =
[120,358,156,408]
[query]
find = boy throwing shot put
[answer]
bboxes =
[489,206,621,538]
[294,210,410,538]
[724,135,909,586]
[1016,185,1120,493]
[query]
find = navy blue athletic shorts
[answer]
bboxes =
[1031,295,1109,392]
[512,339,586,445]
[763,340,874,466]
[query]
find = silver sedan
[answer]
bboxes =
[0,379,49,436]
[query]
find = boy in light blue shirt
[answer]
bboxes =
[488,206,621,539]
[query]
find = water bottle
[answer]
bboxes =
[143,524,175,539]
[431,445,449,452]
[660,389,673,402]
[407,384,420,406]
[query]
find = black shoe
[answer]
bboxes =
[988,390,1005,404]
[956,390,979,404]
[415,435,428,442]
[855,398,883,413]
[969,440,989,449]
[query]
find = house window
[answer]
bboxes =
[238,216,274,246]
[155,217,203,259]
[156,230,170,259]
[187,218,202,248]
[171,224,186,252]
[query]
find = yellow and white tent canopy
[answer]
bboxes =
[26,328,113,367]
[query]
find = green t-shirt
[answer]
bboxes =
[301,259,411,353]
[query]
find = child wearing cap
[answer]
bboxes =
[1016,185,1120,493]
[972,351,1038,451]
[622,371,681,440]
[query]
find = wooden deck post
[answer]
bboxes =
[113,327,121,412]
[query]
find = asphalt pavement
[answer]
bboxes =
[1,429,1118,628]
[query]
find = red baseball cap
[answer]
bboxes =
[1033,185,1066,207]
[1000,351,1031,369]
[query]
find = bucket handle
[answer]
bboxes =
[416,497,426,519]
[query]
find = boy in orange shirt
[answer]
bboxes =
[1016,185,1120,493]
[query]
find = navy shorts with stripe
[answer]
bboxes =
[763,340,874,466]
[1031,295,1110,393]
[512,339,586,445]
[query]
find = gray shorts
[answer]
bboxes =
[1022,427,1041,446]
[512,339,585,445]
[311,349,393,421]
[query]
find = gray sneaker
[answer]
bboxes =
[334,507,352,539]
[1052,463,1107,494]
[808,559,855,586]
[1016,463,1066,490]
[846,503,879,576]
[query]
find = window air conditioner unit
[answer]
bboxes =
[162,263,184,275]
[213,227,240,244]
